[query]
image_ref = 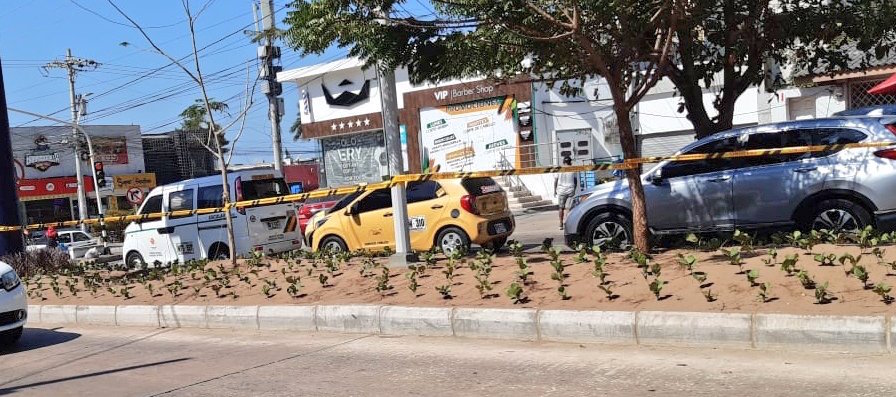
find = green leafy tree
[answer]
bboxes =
[283,0,684,251]
[669,0,896,139]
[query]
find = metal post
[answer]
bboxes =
[260,0,283,171]
[0,58,25,255]
[65,50,89,232]
[377,65,413,266]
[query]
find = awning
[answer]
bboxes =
[868,72,896,95]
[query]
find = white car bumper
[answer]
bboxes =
[0,283,27,332]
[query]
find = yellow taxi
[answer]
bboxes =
[305,177,515,254]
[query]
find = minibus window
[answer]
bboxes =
[240,178,289,200]
[140,195,162,215]
[198,185,224,209]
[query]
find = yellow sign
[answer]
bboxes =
[113,173,156,194]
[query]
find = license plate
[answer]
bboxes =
[494,222,507,234]
[265,220,281,230]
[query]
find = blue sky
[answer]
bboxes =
[1,0,343,165]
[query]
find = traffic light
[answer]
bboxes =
[94,161,106,188]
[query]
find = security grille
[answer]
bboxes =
[849,79,896,109]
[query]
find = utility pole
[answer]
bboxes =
[0,58,24,256]
[259,0,284,171]
[377,65,413,267]
[44,49,98,232]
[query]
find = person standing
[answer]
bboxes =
[46,225,58,249]
[554,156,578,230]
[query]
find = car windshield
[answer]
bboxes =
[327,191,363,214]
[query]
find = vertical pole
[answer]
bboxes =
[261,0,283,171]
[0,58,24,255]
[377,65,412,266]
[66,49,89,232]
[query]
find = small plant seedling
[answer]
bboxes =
[762,248,778,267]
[814,281,832,304]
[599,284,616,300]
[649,278,664,300]
[677,254,697,273]
[210,283,223,297]
[576,243,589,263]
[692,271,707,284]
[851,264,870,289]
[873,282,894,304]
[506,282,526,304]
[557,285,570,300]
[721,247,744,272]
[120,287,131,299]
[318,273,329,287]
[629,249,650,269]
[780,254,799,276]
[797,270,816,289]
[262,283,274,298]
[758,282,772,303]
[287,281,301,298]
[838,253,862,268]
[376,267,392,294]
[436,284,452,299]
[405,269,419,294]
[746,269,760,287]
[813,253,837,266]
[732,229,754,252]
[703,289,716,302]
[650,262,662,278]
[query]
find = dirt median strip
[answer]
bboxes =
[24,304,896,354]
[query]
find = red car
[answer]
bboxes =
[297,195,344,235]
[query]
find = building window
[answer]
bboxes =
[849,79,896,109]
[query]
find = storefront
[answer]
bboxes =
[17,176,95,224]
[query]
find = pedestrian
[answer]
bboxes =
[46,225,58,249]
[554,156,578,230]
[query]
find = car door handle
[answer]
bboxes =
[383,212,393,217]
[430,204,444,209]
[707,175,731,182]
[793,166,817,173]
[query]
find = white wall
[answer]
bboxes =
[768,85,846,122]
[638,84,760,135]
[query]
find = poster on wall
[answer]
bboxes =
[321,130,388,187]
[419,96,518,172]
[93,137,130,164]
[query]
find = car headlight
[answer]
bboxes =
[1,270,20,291]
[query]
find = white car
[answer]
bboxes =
[26,229,107,260]
[0,260,26,348]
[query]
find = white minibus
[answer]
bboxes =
[122,168,302,267]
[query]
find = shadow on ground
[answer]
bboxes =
[3,327,81,355]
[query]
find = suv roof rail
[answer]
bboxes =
[833,105,896,117]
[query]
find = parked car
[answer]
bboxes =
[297,194,344,235]
[565,107,896,248]
[0,260,26,348]
[305,178,514,254]
[26,229,108,259]
[123,168,303,267]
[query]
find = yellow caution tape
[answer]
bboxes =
[2,140,893,232]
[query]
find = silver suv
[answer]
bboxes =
[564,106,896,247]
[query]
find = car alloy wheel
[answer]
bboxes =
[323,240,344,253]
[440,231,464,255]
[591,220,631,249]
[812,209,860,234]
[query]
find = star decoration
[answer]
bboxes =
[355,119,362,127]
[339,122,345,129]
[331,123,337,131]
[363,118,370,126]
[347,120,354,128]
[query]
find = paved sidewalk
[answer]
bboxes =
[2,325,894,396]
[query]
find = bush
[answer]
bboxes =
[1,249,74,278]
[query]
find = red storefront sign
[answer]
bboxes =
[17,176,95,198]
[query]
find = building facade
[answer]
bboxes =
[141,130,217,186]
[11,125,153,223]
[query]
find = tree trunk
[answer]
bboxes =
[614,107,650,252]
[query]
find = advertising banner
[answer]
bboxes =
[113,173,156,195]
[419,96,518,172]
[321,130,388,187]
[93,136,129,164]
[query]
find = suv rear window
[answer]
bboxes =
[460,178,502,196]
[240,178,289,200]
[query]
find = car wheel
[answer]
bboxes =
[125,251,146,268]
[585,213,633,250]
[437,227,470,256]
[805,199,872,234]
[319,236,347,253]
[209,244,230,260]
[0,326,23,349]
[481,237,507,252]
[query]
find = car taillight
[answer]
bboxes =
[460,195,478,215]
[234,176,245,215]
[299,205,311,217]
[874,148,896,160]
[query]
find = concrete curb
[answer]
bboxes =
[25,304,896,353]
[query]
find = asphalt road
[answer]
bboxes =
[2,325,894,396]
